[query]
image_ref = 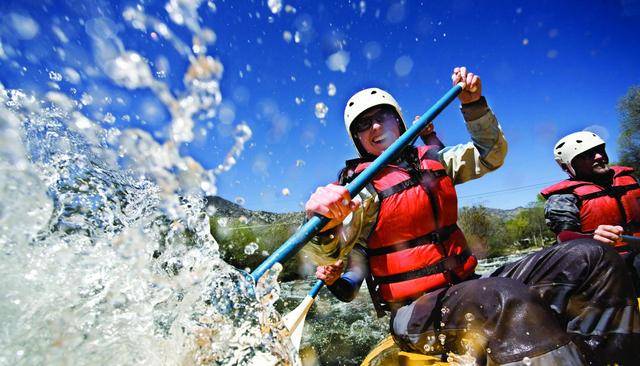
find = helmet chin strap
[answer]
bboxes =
[561,163,577,178]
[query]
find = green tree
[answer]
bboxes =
[504,197,554,248]
[618,86,640,175]
[458,205,509,258]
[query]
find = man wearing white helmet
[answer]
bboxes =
[541,131,640,247]
[540,131,640,286]
[303,67,595,365]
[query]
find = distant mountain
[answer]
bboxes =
[484,207,526,221]
[208,195,521,223]
[205,196,304,224]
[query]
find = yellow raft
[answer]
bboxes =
[360,299,640,366]
[360,335,450,366]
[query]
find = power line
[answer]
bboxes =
[459,180,558,199]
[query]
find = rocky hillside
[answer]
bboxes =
[206,196,304,225]
[485,206,525,221]
[207,195,521,224]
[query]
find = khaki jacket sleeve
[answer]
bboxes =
[439,97,508,185]
[302,185,379,265]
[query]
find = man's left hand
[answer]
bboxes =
[593,224,623,245]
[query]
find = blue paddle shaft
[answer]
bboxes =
[621,235,640,251]
[309,279,324,298]
[251,83,464,282]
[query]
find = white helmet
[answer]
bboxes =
[343,88,405,156]
[553,131,605,176]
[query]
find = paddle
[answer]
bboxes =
[281,280,324,350]
[250,81,467,283]
[621,235,640,251]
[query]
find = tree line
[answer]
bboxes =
[458,197,554,259]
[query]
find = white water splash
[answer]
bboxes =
[0,2,299,366]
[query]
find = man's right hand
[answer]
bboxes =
[315,260,344,285]
[593,224,624,245]
[452,66,482,104]
[304,183,360,232]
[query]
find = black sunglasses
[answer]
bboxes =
[354,110,398,133]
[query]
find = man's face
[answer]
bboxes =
[571,145,610,180]
[354,107,401,156]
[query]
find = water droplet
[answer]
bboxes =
[283,31,292,43]
[206,205,217,216]
[106,52,154,90]
[363,41,381,60]
[295,159,305,167]
[238,216,248,224]
[234,196,245,205]
[327,83,336,96]
[217,217,229,227]
[440,306,450,315]
[326,50,350,73]
[267,0,282,14]
[294,97,303,105]
[438,333,446,345]
[103,113,116,124]
[314,102,328,119]
[313,85,321,95]
[81,93,93,106]
[9,13,39,40]
[281,188,290,196]
[394,55,414,77]
[464,313,475,322]
[244,242,259,255]
[487,347,491,354]
[522,357,532,365]
[49,71,63,82]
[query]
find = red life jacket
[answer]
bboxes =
[346,146,477,303]
[540,166,640,248]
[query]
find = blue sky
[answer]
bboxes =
[1,0,640,213]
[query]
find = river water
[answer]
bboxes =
[279,252,534,366]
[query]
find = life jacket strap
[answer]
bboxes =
[366,224,459,257]
[377,170,447,200]
[578,183,640,200]
[373,251,471,285]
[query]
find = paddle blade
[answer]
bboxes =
[283,295,315,350]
